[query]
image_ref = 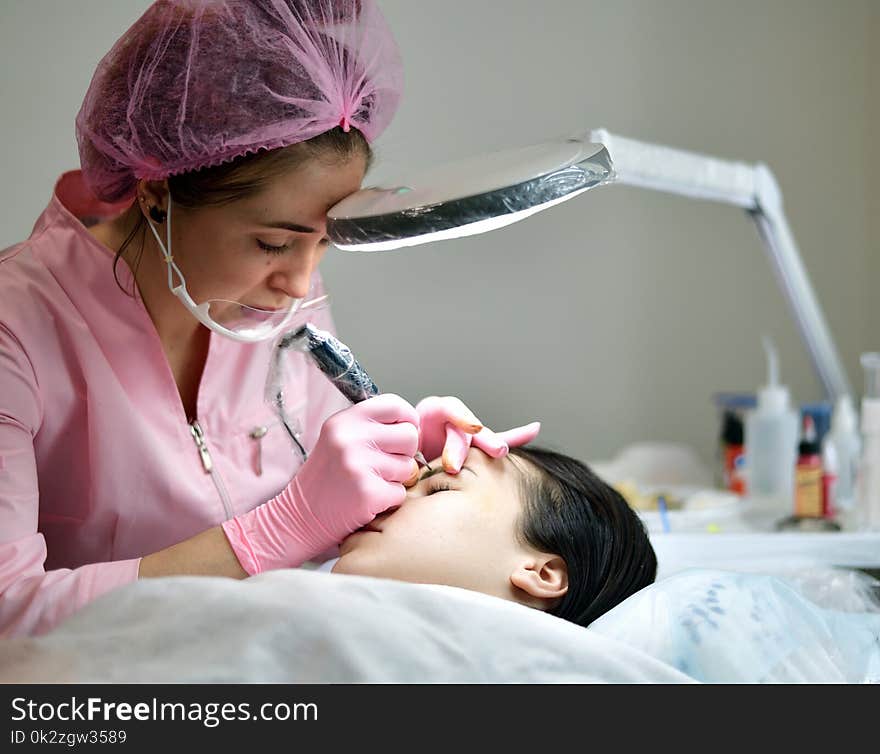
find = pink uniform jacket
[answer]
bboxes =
[0,172,351,636]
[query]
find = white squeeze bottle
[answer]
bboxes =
[822,394,861,522]
[744,336,799,516]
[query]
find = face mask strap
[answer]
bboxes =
[145,197,189,295]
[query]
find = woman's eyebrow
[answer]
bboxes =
[260,221,316,233]
[419,464,477,482]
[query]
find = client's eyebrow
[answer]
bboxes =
[419,464,477,482]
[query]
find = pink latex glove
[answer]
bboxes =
[222,394,420,575]
[415,395,541,474]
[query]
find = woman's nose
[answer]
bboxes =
[272,269,314,300]
[269,240,327,298]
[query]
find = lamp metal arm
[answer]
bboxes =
[591,129,852,402]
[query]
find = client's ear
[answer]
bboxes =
[509,555,568,607]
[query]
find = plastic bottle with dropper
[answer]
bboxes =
[744,336,799,517]
[821,394,861,524]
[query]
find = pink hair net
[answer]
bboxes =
[76,0,403,202]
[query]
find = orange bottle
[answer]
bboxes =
[720,410,746,495]
[794,415,823,518]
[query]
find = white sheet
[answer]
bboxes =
[2,567,876,683]
[0,569,693,683]
[590,569,880,683]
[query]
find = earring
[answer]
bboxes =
[148,205,167,224]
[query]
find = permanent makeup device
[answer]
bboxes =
[270,323,432,469]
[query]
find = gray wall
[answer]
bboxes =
[868,6,880,354]
[1,0,877,467]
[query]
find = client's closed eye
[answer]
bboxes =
[427,482,452,495]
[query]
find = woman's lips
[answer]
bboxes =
[241,300,291,312]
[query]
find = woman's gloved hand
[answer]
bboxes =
[222,394,421,575]
[415,395,541,475]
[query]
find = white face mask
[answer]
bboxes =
[145,198,302,343]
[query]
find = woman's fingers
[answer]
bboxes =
[357,393,421,428]
[469,426,509,458]
[440,424,471,473]
[415,395,541,470]
[491,421,541,448]
[470,421,541,458]
[369,420,420,458]
[373,452,421,486]
[416,396,482,431]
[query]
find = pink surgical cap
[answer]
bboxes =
[76,0,403,202]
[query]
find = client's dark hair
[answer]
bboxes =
[509,445,656,627]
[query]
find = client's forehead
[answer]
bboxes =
[464,447,514,474]
[464,448,531,495]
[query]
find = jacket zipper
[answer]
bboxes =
[189,419,234,520]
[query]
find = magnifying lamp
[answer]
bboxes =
[327,128,851,402]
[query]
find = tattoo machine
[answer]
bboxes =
[268,322,432,470]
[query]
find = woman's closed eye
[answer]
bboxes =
[258,239,291,254]
[426,481,453,495]
[258,237,331,255]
